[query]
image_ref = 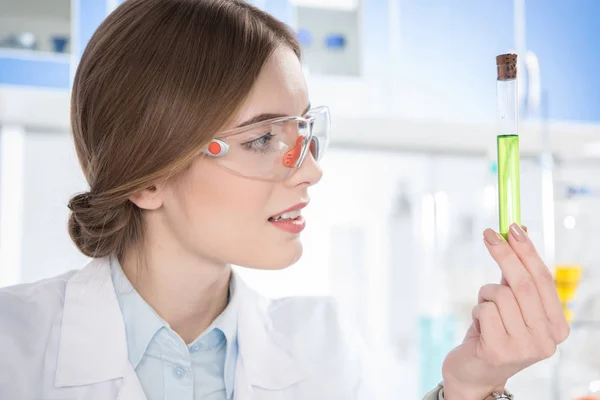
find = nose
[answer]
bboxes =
[284,151,323,188]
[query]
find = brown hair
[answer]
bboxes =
[68,0,300,259]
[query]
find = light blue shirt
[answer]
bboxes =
[110,258,239,400]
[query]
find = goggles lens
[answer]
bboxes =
[207,106,330,181]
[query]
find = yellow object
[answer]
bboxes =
[555,265,582,323]
[562,306,572,323]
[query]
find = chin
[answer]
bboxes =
[244,239,303,270]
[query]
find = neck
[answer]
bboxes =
[120,240,231,344]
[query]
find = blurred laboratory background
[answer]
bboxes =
[0,0,599,398]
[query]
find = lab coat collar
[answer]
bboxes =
[55,257,129,387]
[55,257,307,391]
[233,272,309,390]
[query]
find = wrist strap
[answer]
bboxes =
[437,384,514,400]
[491,391,514,399]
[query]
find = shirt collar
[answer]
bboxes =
[110,256,166,369]
[189,269,239,399]
[212,275,239,346]
[109,256,239,399]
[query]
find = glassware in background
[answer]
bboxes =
[416,190,457,396]
[51,36,69,53]
[0,32,37,50]
[554,184,600,400]
[556,265,582,323]
[570,380,600,400]
[0,33,70,54]
[557,297,600,400]
[388,183,418,361]
[554,184,595,322]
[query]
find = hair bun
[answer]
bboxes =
[68,192,135,258]
[68,192,93,211]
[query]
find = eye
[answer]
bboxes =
[242,132,275,153]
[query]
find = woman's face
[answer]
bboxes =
[160,46,322,269]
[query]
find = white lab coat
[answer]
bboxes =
[0,257,442,399]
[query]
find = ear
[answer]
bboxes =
[128,183,165,211]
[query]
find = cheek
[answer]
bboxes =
[168,160,276,252]
[163,159,304,269]
[190,161,273,216]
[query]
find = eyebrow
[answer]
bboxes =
[236,103,311,128]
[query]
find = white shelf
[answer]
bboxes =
[291,0,358,11]
[0,85,70,130]
[331,115,600,159]
[0,48,71,63]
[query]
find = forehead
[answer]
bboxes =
[232,46,309,127]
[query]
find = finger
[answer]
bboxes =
[483,228,547,332]
[479,283,526,336]
[499,223,524,286]
[507,223,569,342]
[472,301,507,343]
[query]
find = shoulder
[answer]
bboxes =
[266,295,363,366]
[263,296,383,396]
[267,295,348,338]
[0,270,76,320]
[264,296,409,399]
[0,270,78,392]
[0,270,76,354]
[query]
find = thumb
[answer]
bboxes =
[462,322,481,343]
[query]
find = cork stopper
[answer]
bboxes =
[496,53,517,81]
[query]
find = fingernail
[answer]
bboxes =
[510,223,527,242]
[522,225,528,233]
[484,229,502,246]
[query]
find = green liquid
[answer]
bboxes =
[497,134,521,240]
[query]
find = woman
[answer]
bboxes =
[0,1,568,399]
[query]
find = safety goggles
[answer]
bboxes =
[202,106,330,181]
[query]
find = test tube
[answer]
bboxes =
[496,54,521,240]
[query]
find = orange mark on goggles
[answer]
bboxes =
[283,136,305,167]
[283,135,317,168]
[204,139,229,157]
